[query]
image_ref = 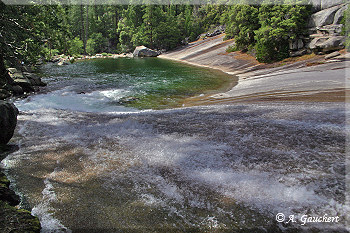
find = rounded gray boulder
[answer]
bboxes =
[0,101,18,145]
[133,46,158,57]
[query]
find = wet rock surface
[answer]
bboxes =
[0,102,18,145]
[0,151,41,233]
[0,201,41,233]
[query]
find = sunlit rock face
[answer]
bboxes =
[133,46,159,57]
[303,1,348,54]
[308,0,345,11]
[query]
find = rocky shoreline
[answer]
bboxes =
[0,66,43,232]
[0,66,47,101]
[0,148,41,233]
[50,45,160,66]
[0,103,42,232]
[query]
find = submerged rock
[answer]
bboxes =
[118,96,140,105]
[133,46,158,57]
[0,101,18,145]
[0,171,19,206]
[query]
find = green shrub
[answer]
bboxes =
[254,26,289,63]
[86,33,108,55]
[341,6,350,51]
[226,45,239,53]
[86,38,96,55]
[254,3,311,63]
[225,5,259,50]
[42,47,59,60]
[68,37,83,56]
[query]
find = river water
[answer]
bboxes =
[1,58,349,232]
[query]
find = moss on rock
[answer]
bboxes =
[0,172,10,188]
[0,201,41,233]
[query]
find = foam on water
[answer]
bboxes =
[31,177,71,233]
[16,87,137,113]
[3,99,348,231]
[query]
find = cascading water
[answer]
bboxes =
[1,58,348,232]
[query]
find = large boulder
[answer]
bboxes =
[57,58,69,66]
[8,68,24,80]
[7,68,18,74]
[289,39,304,50]
[6,68,45,95]
[308,35,345,53]
[13,77,35,92]
[325,51,341,60]
[290,49,308,57]
[7,85,24,95]
[308,4,345,28]
[320,0,346,10]
[0,101,18,145]
[315,24,343,36]
[23,72,47,87]
[0,89,11,100]
[133,46,158,57]
[333,4,348,24]
[0,186,20,206]
[308,0,346,11]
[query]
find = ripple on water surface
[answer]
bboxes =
[2,101,348,232]
[28,58,234,111]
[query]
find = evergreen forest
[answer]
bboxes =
[0,1,347,67]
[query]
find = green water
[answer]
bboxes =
[43,57,233,110]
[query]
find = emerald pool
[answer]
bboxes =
[31,57,234,111]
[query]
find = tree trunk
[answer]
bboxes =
[115,8,119,28]
[0,53,7,86]
[80,4,86,54]
[149,7,153,48]
[85,5,88,54]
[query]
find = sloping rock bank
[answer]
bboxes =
[159,34,349,105]
[160,0,349,105]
